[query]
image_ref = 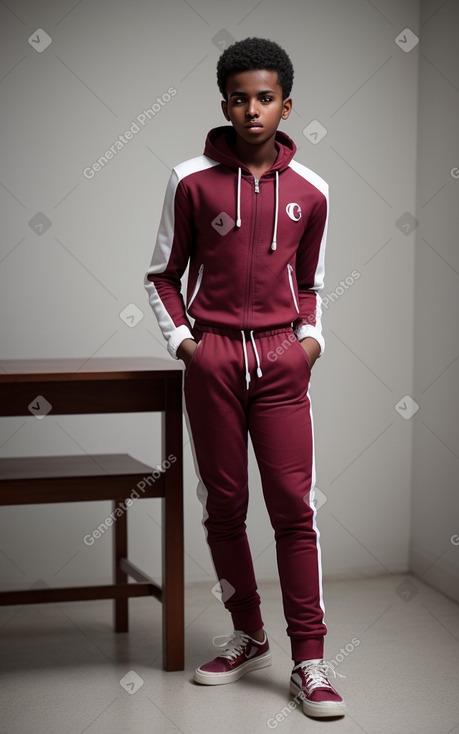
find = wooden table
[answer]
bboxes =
[0,357,184,671]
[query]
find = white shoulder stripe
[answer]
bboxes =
[288,159,328,198]
[144,155,220,355]
[174,154,219,181]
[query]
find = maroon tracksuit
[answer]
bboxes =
[145,126,329,660]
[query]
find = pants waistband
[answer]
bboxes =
[195,325,294,390]
[195,324,293,340]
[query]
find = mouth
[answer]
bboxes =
[245,122,263,130]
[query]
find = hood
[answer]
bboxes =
[203,125,297,252]
[203,125,297,175]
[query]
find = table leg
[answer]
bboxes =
[162,375,184,670]
[113,499,129,632]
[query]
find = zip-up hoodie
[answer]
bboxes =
[145,125,329,359]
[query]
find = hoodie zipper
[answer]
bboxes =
[243,178,261,328]
[287,264,300,313]
[187,263,204,309]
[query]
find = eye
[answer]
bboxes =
[260,96,273,103]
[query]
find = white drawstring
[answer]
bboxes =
[270,170,279,251]
[241,330,251,389]
[236,167,242,228]
[250,330,263,378]
[241,330,263,389]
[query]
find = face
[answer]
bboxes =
[221,69,292,146]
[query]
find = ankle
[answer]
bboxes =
[294,658,323,665]
[246,628,265,643]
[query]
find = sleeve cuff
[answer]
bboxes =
[294,324,325,356]
[167,324,195,360]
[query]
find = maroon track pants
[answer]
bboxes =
[184,325,327,661]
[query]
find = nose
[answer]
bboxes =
[246,98,259,118]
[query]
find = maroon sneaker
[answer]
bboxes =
[290,659,345,718]
[194,630,272,685]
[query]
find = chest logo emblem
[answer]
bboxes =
[286,203,302,221]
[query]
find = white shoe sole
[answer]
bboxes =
[290,680,346,718]
[194,651,272,685]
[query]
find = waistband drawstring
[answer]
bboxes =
[250,330,263,378]
[241,330,263,390]
[241,330,250,389]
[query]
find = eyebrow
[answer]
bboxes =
[229,89,276,97]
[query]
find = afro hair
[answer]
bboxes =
[216,37,294,100]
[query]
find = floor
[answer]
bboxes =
[0,573,458,734]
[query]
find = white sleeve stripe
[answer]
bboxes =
[288,159,329,197]
[289,159,328,293]
[314,204,328,292]
[174,154,219,180]
[146,155,219,280]
[144,156,219,356]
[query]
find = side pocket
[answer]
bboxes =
[287,264,300,313]
[187,264,204,310]
[185,333,205,377]
[293,336,311,373]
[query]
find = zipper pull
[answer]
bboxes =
[254,178,260,194]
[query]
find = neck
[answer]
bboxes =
[233,135,278,177]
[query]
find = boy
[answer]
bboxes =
[145,37,345,719]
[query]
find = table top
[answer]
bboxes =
[0,357,183,383]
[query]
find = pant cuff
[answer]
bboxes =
[291,636,324,662]
[231,608,264,634]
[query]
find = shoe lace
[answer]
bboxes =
[294,659,345,693]
[212,631,252,661]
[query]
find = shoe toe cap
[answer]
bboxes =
[198,658,231,674]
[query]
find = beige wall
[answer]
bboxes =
[1,1,454,601]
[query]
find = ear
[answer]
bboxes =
[281,97,292,120]
[221,99,230,121]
